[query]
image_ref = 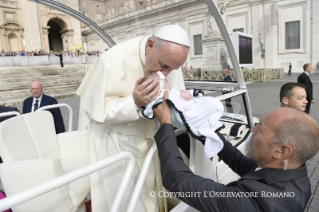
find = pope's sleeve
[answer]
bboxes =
[77,47,142,123]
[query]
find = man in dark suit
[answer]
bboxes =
[0,105,20,123]
[22,81,65,134]
[55,51,64,67]
[297,63,314,114]
[288,63,292,76]
[222,68,233,113]
[153,91,319,212]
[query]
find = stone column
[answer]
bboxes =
[42,27,50,52]
[0,27,4,50]
[4,31,9,51]
[25,0,42,51]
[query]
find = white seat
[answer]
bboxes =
[0,111,89,212]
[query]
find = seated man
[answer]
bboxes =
[280,82,308,111]
[23,81,65,134]
[153,90,319,212]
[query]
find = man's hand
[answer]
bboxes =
[133,78,160,108]
[153,90,172,125]
[311,100,315,104]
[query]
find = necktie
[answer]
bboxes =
[34,100,39,112]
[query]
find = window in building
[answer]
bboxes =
[193,34,203,55]
[285,21,300,49]
[96,4,100,9]
[233,28,244,33]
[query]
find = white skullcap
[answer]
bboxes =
[155,25,190,47]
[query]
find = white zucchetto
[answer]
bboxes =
[154,25,190,47]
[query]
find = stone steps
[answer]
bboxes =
[0,64,88,106]
[0,76,84,91]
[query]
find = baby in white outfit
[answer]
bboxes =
[140,71,225,158]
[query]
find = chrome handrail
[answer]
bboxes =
[37,103,73,132]
[0,151,135,212]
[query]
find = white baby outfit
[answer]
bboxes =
[141,72,224,158]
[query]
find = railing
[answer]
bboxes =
[185,68,283,82]
[37,103,73,132]
[0,151,136,212]
[128,129,196,212]
[0,127,196,212]
[0,111,21,119]
[0,55,98,67]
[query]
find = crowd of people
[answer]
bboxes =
[0,49,102,57]
[0,24,318,212]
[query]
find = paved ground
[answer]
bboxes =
[14,72,319,211]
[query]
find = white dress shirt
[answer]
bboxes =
[31,94,43,112]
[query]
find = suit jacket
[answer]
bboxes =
[223,75,232,99]
[224,74,232,82]
[297,72,313,101]
[22,94,65,134]
[155,124,310,212]
[55,53,63,61]
[0,105,20,123]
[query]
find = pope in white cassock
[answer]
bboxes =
[76,25,190,212]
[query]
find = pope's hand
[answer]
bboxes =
[133,77,160,108]
[153,90,172,125]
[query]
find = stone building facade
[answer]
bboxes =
[0,0,82,53]
[81,0,319,72]
[1,0,317,72]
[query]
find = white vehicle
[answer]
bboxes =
[0,1,259,212]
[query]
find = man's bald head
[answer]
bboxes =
[29,81,43,99]
[249,107,319,169]
[271,108,319,164]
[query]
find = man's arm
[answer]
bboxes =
[153,91,259,211]
[155,124,259,212]
[298,75,313,101]
[304,77,313,101]
[22,99,29,114]
[217,134,257,177]
[49,97,65,134]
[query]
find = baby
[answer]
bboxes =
[140,71,225,158]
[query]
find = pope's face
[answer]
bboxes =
[145,38,188,77]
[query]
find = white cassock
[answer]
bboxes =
[76,36,185,212]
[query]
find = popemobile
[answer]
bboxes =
[0,0,260,212]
